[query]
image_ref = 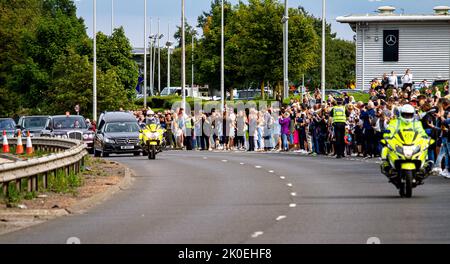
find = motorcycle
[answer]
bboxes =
[380,121,434,198]
[139,123,166,160]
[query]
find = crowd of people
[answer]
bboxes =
[130,69,450,177]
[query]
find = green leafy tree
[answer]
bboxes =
[96,27,138,97]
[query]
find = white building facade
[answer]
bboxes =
[337,6,450,90]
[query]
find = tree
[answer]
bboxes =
[302,8,356,89]
[96,27,139,98]
[0,0,139,117]
[195,0,320,97]
[46,49,131,116]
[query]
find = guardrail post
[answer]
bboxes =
[16,179,21,193]
[43,172,48,189]
[27,177,32,192]
[3,181,8,196]
[31,175,36,192]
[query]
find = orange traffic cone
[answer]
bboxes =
[2,130,9,153]
[16,130,24,155]
[26,131,33,155]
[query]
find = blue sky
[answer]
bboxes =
[74,0,450,47]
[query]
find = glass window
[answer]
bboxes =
[104,122,140,133]
[0,119,15,129]
[53,117,87,129]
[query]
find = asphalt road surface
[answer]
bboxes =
[2,151,450,244]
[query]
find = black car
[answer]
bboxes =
[16,116,50,137]
[94,112,141,157]
[0,118,16,138]
[41,115,95,152]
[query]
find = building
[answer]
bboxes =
[337,6,450,90]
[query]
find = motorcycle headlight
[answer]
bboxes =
[398,145,421,158]
[145,132,159,139]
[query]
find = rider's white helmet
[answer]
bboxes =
[400,104,415,123]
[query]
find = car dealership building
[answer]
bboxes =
[337,6,450,90]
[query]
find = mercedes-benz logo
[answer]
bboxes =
[385,35,397,46]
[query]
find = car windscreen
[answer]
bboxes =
[0,119,15,129]
[23,117,48,129]
[104,122,140,133]
[53,117,87,129]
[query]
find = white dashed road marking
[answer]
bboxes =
[280,176,286,180]
[289,203,297,208]
[268,170,274,173]
[276,215,287,221]
[251,231,264,238]
[255,166,262,169]
[222,160,228,162]
[290,192,297,197]
[240,163,245,165]
[287,183,293,187]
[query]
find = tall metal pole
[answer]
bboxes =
[283,0,289,100]
[192,30,195,98]
[149,19,153,97]
[111,0,114,34]
[321,0,326,102]
[152,37,157,95]
[93,0,97,121]
[181,0,186,109]
[167,23,171,90]
[158,18,161,94]
[221,0,225,111]
[143,1,147,108]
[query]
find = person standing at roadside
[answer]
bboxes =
[401,69,413,91]
[279,112,291,151]
[388,71,398,90]
[330,98,348,158]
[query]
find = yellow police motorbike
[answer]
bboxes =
[139,123,166,160]
[381,119,434,198]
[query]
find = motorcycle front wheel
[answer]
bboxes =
[148,145,156,160]
[399,170,413,198]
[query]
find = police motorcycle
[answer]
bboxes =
[139,116,166,160]
[380,104,434,198]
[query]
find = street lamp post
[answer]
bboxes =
[111,0,114,34]
[158,18,161,94]
[93,0,97,121]
[321,0,326,102]
[181,0,186,110]
[221,0,224,111]
[144,6,147,108]
[167,23,172,90]
[149,19,154,97]
[152,35,157,96]
[192,29,197,98]
[282,0,289,100]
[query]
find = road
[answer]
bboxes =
[1,151,450,244]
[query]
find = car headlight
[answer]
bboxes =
[104,137,114,143]
[88,134,94,139]
[83,134,89,140]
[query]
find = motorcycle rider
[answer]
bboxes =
[381,104,431,176]
[146,110,160,126]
